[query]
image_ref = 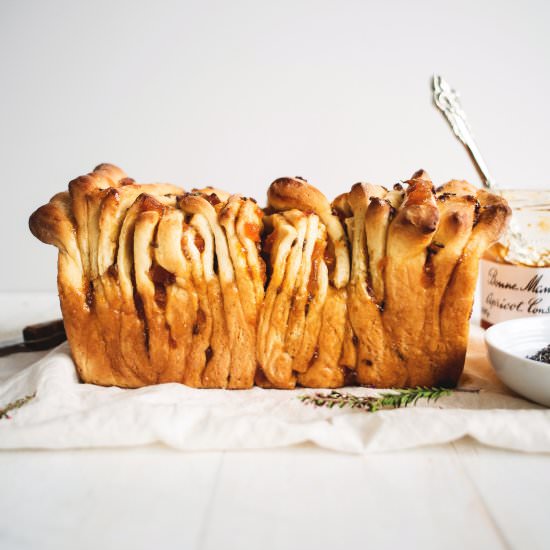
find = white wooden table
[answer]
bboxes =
[0,293,548,550]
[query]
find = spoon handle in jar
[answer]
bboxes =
[432,74,496,190]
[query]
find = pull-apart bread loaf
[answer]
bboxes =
[30,165,510,389]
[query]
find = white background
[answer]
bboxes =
[1,0,549,291]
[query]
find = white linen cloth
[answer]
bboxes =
[1,325,549,453]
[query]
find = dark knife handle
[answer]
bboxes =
[0,319,67,357]
[23,319,66,345]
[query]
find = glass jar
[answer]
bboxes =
[480,189,550,328]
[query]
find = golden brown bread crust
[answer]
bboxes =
[266,177,351,387]
[435,183,511,385]
[30,165,185,387]
[30,165,510,389]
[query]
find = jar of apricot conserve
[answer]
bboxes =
[481,190,550,328]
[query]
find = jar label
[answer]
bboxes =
[480,259,550,324]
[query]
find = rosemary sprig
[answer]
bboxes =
[299,387,477,413]
[0,392,36,420]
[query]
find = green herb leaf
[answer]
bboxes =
[0,392,36,420]
[299,387,478,413]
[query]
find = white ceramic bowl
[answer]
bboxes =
[485,316,550,406]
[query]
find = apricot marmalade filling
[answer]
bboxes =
[150,263,176,308]
[243,222,261,242]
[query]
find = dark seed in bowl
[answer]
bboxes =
[528,344,550,364]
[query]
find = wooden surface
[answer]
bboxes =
[0,293,549,550]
